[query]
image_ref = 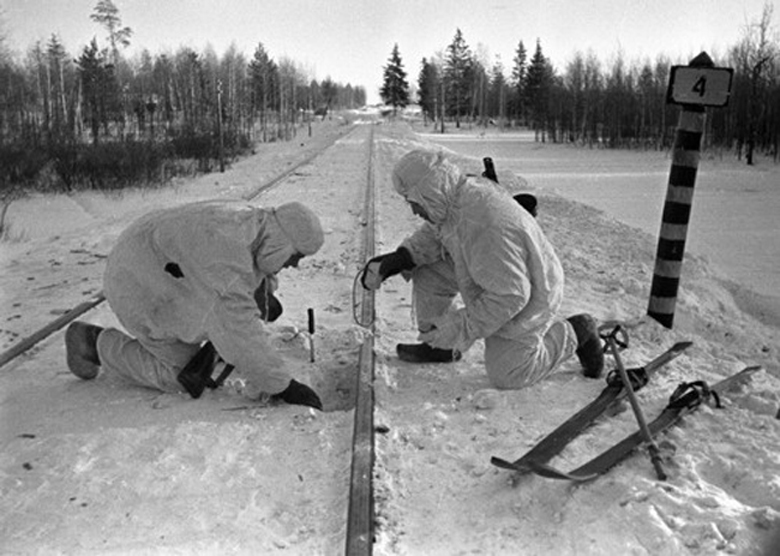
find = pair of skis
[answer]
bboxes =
[491,340,758,482]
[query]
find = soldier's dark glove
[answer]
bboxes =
[177,342,217,399]
[254,279,283,322]
[271,379,323,410]
[360,247,415,290]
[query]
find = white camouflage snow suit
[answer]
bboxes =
[392,150,578,389]
[98,200,324,396]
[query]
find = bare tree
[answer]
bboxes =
[487,56,508,128]
[249,42,277,141]
[564,51,586,142]
[734,1,778,164]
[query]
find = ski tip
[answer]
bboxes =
[490,456,520,470]
[742,365,763,373]
[712,365,763,394]
[731,365,763,383]
[526,460,598,482]
[672,341,694,351]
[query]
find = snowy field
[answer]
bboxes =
[1,116,779,555]
[420,126,780,328]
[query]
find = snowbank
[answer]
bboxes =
[1,119,779,555]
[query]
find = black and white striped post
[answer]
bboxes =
[647,52,733,328]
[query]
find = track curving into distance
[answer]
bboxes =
[1,122,381,555]
[0,126,357,369]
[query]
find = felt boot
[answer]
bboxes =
[396,343,462,363]
[567,314,604,378]
[65,322,103,380]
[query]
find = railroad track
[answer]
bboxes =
[0,125,354,369]
[1,122,380,554]
[347,124,377,555]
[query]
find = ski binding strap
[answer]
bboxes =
[605,365,650,390]
[668,380,722,410]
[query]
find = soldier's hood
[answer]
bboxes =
[391,149,464,225]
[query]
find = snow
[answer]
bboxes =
[2,116,780,555]
[423,130,780,306]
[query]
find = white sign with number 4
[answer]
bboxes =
[667,66,733,107]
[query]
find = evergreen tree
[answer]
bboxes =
[525,39,554,140]
[77,39,106,144]
[380,43,410,114]
[511,40,527,124]
[417,57,439,123]
[320,77,338,111]
[444,28,472,127]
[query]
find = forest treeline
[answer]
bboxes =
[382,4,779,165]
[0,1,366,195]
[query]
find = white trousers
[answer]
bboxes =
[96,328,200,393]
[411,260,578,389]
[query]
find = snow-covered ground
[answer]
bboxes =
[422,128,780,324]
[1,117,779,555]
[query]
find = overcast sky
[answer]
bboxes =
[2,0,775,103]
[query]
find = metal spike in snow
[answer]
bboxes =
[523,365,761,482]
[482,157,498,182]
[490,341,693,473]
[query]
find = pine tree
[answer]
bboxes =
[90,0,132,65]
[77,39,105,144]
[526,39,554,140]
[417,57,439,123]
[511,40,527,124]
[380,43,410,114]
[320,77,338,112]
[444,28,472,127]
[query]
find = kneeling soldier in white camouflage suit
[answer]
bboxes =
[363,149,604,389]
[65,200,325,409]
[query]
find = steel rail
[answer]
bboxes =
[0,125,356,370]
[0,294,105,368]
[345,125,377,555]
